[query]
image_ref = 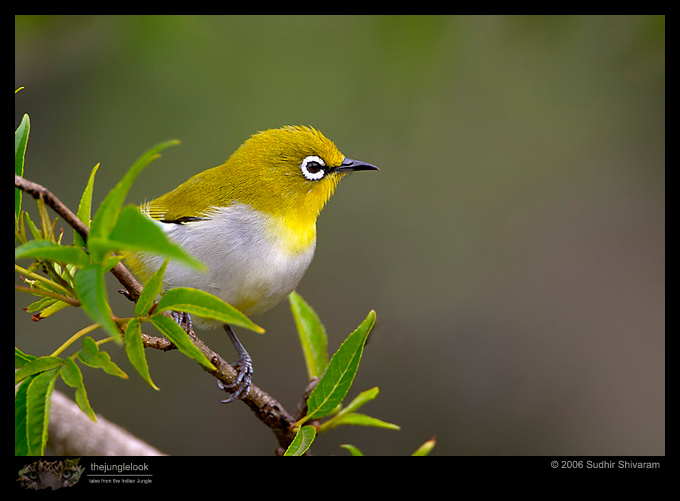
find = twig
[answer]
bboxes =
[16,174,300,453]
[14,284,80,307]
[15,174,89,242]
[15,173,144,302]
[141,332,176,351]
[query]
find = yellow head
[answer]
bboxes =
[145,126,377,225]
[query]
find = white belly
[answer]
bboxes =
[138,204,315,324]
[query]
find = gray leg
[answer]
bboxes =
[217,324,253,404]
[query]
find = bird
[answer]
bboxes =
[125,125,378,402]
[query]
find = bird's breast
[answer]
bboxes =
[147,203,316,318]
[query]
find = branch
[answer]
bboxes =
[188,332,298,451]
[47,390,167,456]
[15,174,89,242]
[16,174,300,453]
[15,173,143,302]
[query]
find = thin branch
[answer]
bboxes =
[15,173,144,302]
[14,284,80,307]
[16,174,300,453]
[51,323,101,357]
[15,174,89,242]
[141,332,176,351]
[15,263,73,297]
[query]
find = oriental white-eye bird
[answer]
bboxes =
[126,126,378,402]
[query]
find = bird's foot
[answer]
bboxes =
[217,355,253,404]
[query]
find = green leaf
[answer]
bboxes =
[15,239,90,267]
[74,163,99,248]
[23,211,41,240]
[289,291,328,379]
[316,387,399,432]
[412,437,437,456]
[15,356,64,386]
[74,385,97,422]
[328,412,401,430]
[340,444,364,456]
[284,425,316,456]
[150,314,216,370]
[60,357,97,421]
[101,254,124,273]
[74,264,122,342]
[24,296,54,314]
[35,299,70,320]
[15,379,31,455]
[135,259,168,317]
[125,318,159,390]
[89,140,179,248]
[15,347,36,368]
[301,310,376,423]
[337,387,379,416]
[77,336,128,378]
[59,357,84,387]
[15,113,30,217]
[26,368,59,455]
[156,287,264,334]
[110,205,205,270]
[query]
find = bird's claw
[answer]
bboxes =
[217,357,253,404]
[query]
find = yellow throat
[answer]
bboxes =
[128,126,377,319]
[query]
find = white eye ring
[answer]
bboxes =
[300,155,326,181]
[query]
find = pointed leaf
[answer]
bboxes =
[24,296,54,314]
[60,357,96,421]
[15,347,36,368]
[412,437,437,456]
[284,425,316,456]
[125,318,159,390]
[302,310,376,423]
[15,379,31,455]
[135,259,168,316]
[150,314,215,370]
[338,387,380,415]
[74,264,122,342]
[15,240,90,267]
[35,299,70,320]
[290,291,328,379]
[59,357,84,387]
[316,387,398,432]
[15,113,30,217]
[74,163,99,248]
[74,385,97,422]
[327,412,401,430]
[15,356,64,385]
[340,444,364,456]
[23,211,41,240]
[89,140,179,245]
[26,368,59,455]
[156,287,264,333]
[90,205,205,270]
[77,336,128,378]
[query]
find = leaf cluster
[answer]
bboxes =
[15,108,262,455]
[285,293,435,456]
[15,97,433,456]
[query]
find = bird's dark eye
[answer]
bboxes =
[300,155,326,181]
[306,161,322,173]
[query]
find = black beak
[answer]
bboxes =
[333,157,379,174]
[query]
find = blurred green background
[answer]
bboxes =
[15,15,664,456]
